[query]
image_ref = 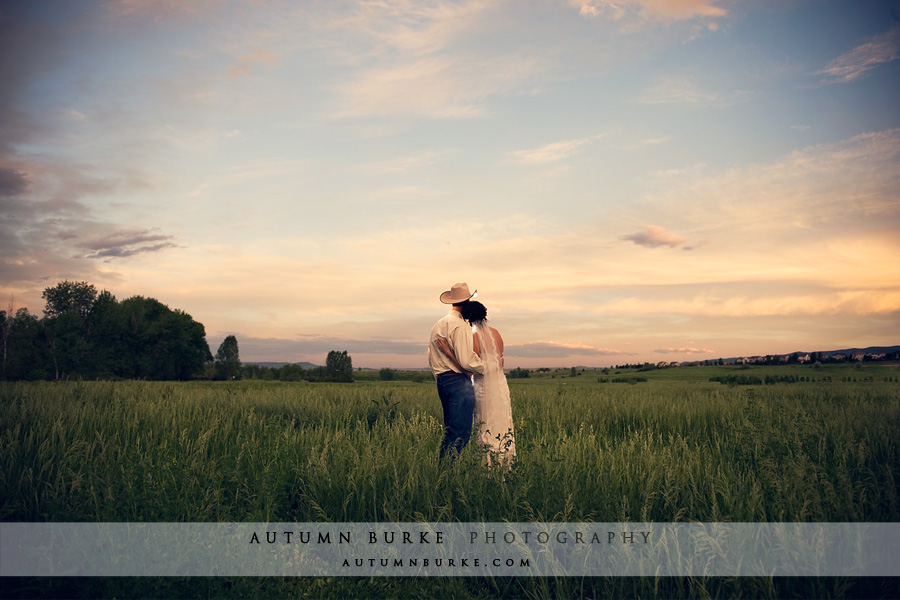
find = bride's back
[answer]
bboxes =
[475,326,504,371]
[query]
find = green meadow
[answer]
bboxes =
[1,364,898,598]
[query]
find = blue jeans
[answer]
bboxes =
[436,373,476,460]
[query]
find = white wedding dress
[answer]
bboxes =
[472,325,516,467]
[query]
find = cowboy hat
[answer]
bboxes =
[440,282,476,304]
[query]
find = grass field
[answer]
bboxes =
[1,364,898,598]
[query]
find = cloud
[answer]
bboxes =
[361,150,448,174]
[0,154,178,286]
[570,0,726,23]
[374,185,449,205]
[621,225,686,248]
[654,347,714,354]
[0,9,182,289]
[593,287,900,318]
[680,238,710,251]
[330,54,540,119]
[508,341,629,358]
[322,1,545,119]
[637,76,734,106]
[228,49,279,78]
[816,26,900,84]
[0,166,29,197]
[622,129,900,271]
[631,136,672,148]
[334,0,496,59]
[79,229,178,259]
[510,135,603,165]
[105,0,224,21]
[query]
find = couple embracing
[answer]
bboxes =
[427,282,516,467]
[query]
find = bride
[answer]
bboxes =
[436,301,516,467]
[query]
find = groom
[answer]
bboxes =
[428,282,485,460]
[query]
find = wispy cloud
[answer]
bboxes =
[509,341,629,358]
[637,76,724,105]
[330,54,540,119]
[105,0,224,21]
[593,288,900,319]
[510,135,603,165]
[655,347,714,354]
[322,1,544,119]
[816,26,900,84]
[570,0,726,23]
[362,151,447,173]
[630,136,672,148]
[79,229,178,260]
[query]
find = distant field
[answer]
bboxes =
[1,368,898,599]
[353,361,900,383]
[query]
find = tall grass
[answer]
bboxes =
[1,378,898,598]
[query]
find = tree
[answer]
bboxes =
[43,309,89,379]
[118,296,212,380]
[326,350,353,382]
[279,363,304,381]
[215,335,242,380]
[83,291,122,378]
[41,283,98,379]
[4,308,49,380]
[41,281,97,319]
[0,298,11,377]
[379,368,395,381]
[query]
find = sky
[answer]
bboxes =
[1,0,899,369]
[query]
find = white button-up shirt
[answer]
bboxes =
[427,309,485,377]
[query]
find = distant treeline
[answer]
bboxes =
[598,376,648,384]
[241,351,354,383]
[710,374,900,385]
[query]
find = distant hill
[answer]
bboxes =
[719,345,900,364]
[243,361,319,370]
[812,345,900,358]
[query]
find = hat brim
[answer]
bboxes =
[440,289,476,304]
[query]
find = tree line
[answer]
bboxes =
[240,351,353,383]
[0,281,353,382]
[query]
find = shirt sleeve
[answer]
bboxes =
[449,321,485,374]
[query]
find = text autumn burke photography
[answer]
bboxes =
[247,527,652,546]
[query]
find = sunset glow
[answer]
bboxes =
[2,0,898,368]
